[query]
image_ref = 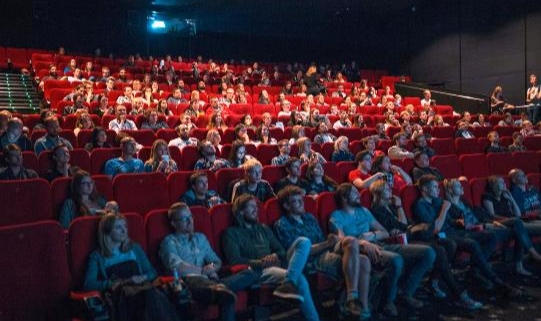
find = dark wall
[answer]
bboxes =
[404,0,541,108]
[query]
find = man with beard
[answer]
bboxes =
[168,124,199,150]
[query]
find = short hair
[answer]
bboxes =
[354,150,371,166]
[414,151,428,160]
[168,202,190,221]
[284,157,300,170]
[392,132,406,143]
[414,134,426,143]
[44,116,59,127]
[418,174,438,189]
[508,168,523,182]
[120,136,134,147]
[4,143,21,153]
[7,117,23,130]
[512,132,523,140]
[277,185,306,214]
[243,158,262,172]
[189,171,207,186]
[232,194,258,217]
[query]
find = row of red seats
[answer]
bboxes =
[4,148,541,228]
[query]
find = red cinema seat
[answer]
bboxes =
[524,136,541,151]
[50,177,72,220]
[0,221,70,320]
[215,167,245,200]
[262,165,287,188]
[0,178,53,225]
[253,104,276,116]
[90,148,122,175]
[229,103,253,115]
[337,161,356,184]
[22,151,38,172]
[67,214,145,291]
[431,155,462,179]
[430,138,455,155]
[527,173,541,190]
[459,154,489,179]
[113,173,169,214]
[455,138,483,155]
[264,196,316,227]
[121,129,156,147]
[156,128,178,143]
[209,203,234,259]
[92,174,114,201]
[180,145,199,171]
[472,126,493,139]
[338,127,364,141]
[257,144,280,166]
[469,177,488,207]
[512,151,539,174]
[431,127,455,139]
[400,185,420,220]
[494,126,519,138]
[486,152,514,175]
[316,192,337,234]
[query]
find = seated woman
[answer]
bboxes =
[305,162,337,195]
[362,136,385,159]
[84,127,112,152]
[84,214,181,321]
[472,114,491,127]
[258,90,271,104]
[234,124,251,144]
[207,112,228,131]
[156,99,174,117]
[206,129,223,152]
[370,180,482,309]
[43,144,77,182]
[141,109,168,132]
[240,114,257,131]
[331,135,354,162]
[228,139,255,168]
[74,113,95,137]
[288,110,307,127]
[93,95,114,117]
[254,125,277,145]
[481,175,541,275]
[59,170,108,229]
[508,132,527,152]
[144,139,178,174]
[371,155,412,195]
[297,137,326,164]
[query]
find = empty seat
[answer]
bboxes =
[0,221,70,320]
[486,152,514,175]
[262,165,287,188]
[431,155,462,179]
[469,177,488,207]
[0,178,53,226]
[430,138,455,155]
[113,173,169,214]
[399,185,420,220]
[513,151,539,174]
[431,127,455,139]
[524,136,541,151]
[459,154,489,179]
[316,192,337,234]
[256,144,279,166]
[121,130,156,147]
[455,138,483,155]
[89,148,122,175]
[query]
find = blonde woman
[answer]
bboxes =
[144,139,178,174]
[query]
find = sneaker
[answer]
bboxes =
[458,291,483,310]
[431,279,447,298]
[398,295,424,309]
[342,299,361,316]
[210,284,237,305]
[273,281,304,303]
[383,302,398,317]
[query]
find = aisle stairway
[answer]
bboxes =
[0,73,41,113]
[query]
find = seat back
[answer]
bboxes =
[431,155,462,179]
[113,173,169,214]
[0,178,53,226]
[90,148,122,175]
[0,221,70,321]
[459,153,489,178]
[486,152,514,175]
[316,192,337,234]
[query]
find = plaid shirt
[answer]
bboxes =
[274,213,324,250]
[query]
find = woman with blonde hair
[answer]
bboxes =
[144,139,178,174]
[297,137,326,164]
[331,136,354,162]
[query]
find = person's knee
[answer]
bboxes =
[293,236,312,252]
[389,253,404,274]
[342,236,358,252]
[424,246,437,266]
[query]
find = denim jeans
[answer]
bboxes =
[259,237,320,321]
[383,244,436,298]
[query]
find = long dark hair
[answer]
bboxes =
[306,162,337,189]
[71,170,103,217]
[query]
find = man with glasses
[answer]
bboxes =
[108,104,137,133]
[271,140,291,166]
[160,202,257,321]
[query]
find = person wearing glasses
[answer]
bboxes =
[271,139,292,166]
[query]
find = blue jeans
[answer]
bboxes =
[383,244,436,298]
[259,237,320,321]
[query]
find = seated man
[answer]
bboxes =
[271,139,291,166]
[275,186,372,319]
[274,157,310,194]
[193,140,230,172]
[0,144,38,180]
[160,203,258,321]
[313,121,337,145]
[330,183,435,317]
[416,175,522,295]
[485,131,508,153]
[222,194,321,321]
[509,168,541,217]
[412,134,435,158]
[411,151,444,184]
[34,116,74,155]
[349,150,385,190]
[108,104,137,133]
[179,171,225,208]
[0,118,32,151]
[455,121,474,139]
[387,132,414,160]
[104,136,144,178]
[168,124,199,150]
[231,159,275,203]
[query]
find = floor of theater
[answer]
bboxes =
[272,260,541,321]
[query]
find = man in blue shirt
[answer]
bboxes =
[330,183,435,317]
[104,136,144,178]
[34,116,73,155]
[274,186,371,320]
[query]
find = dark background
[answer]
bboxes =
[2,0,541,104]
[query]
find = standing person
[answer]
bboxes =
[303,65,323,96]
[84,214,181,321]
[526,74,541,124]
[330,183,435,317]
[275,186,372,319]
[222,194,321,321]
[490,85,515,115]
[160,203,258,321]
[369,180,482,309]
